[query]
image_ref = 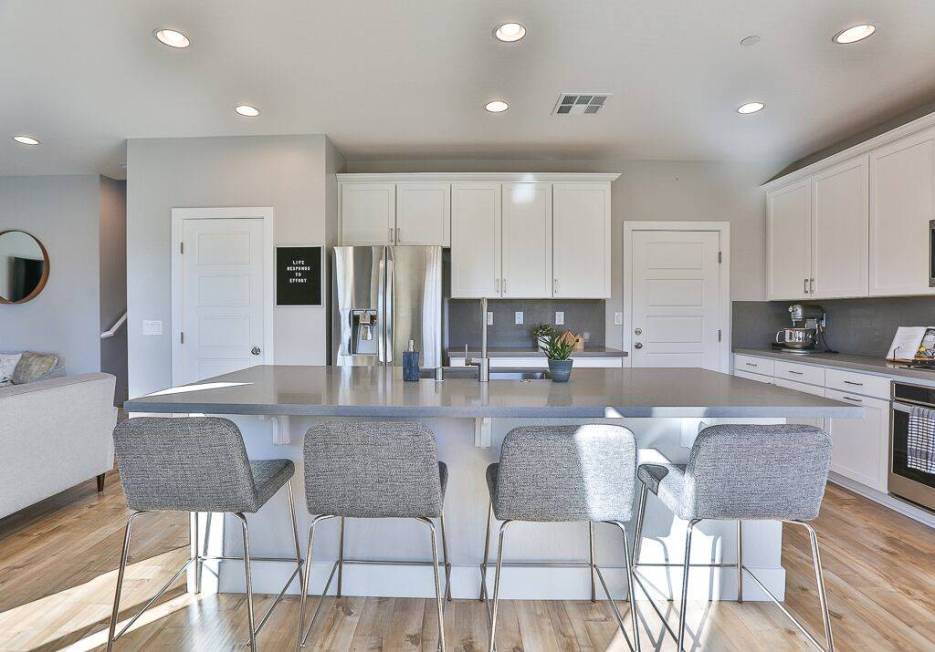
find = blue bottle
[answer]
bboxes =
[403,339,421,381]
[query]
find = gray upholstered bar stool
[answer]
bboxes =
[632,424,834,652]
[297,421,451,650]
[482,424,642,652]
[107,417,303,652]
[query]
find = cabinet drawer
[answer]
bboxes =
[824,369,890,400]
[774,360,825,386]
[734,369,773,384]
[733,354,774,376]
[826,389,890,492]
[774,377,826,397]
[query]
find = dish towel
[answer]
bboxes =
[908,405,935,475]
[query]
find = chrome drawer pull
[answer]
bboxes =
[843,380,864,386]
[745,362,758,367]
[787,370,804,375]
[842,395,863,403]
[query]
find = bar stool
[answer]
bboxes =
[482,424,642,652]
[297,421,451,650]
[108,417,303,651]
[632,424,835,652]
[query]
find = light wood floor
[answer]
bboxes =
[0,476,932,651]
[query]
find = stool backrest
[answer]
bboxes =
[304,420,444,518]
[114,417,257,512]
[494,424,637,522]
[686,424,832,521]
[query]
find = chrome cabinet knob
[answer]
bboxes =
[251,346,261,356]
[634,328,643,335]
[634,342,643,349]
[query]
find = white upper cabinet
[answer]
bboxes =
[811,155,869,298]
[552,183,612,298]
[395,183,450,246]
[450,183,501,298]
[340,183,395,245]
[869,127,935,296]
[767,179,812,300]
[501,183,552,298]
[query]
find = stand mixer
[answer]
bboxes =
[774,303,831,353]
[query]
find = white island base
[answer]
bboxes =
[190,415,787,603]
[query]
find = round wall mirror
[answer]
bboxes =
[0,230,49,304]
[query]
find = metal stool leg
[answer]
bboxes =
[440,512,452,602]
[336,516,345,597]
[804,522,835,651]
[287,484,304,596]
[479,502,493,602]
[191,512,202,594]
[589,521,596,602]
[633,485,648,563]
[418,517,447,652]
[298,514,337,648]
[107,511,143,651]
[234,513,257,652]
[736,520,743,603]
[677,519,700,652]
[487,520,512,652]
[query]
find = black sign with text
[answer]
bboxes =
[276,246,321,305]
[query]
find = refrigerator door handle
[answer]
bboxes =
[385,248,394,364]
[377,250,386,364]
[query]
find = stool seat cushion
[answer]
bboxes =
[251,460,297,510]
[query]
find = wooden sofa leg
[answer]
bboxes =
[96,473,106,492]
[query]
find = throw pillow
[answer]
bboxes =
[11,352,61,385]
[0,353,22,385]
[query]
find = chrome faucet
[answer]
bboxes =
[465,297,490,382]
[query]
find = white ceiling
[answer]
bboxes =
[3,0,935,179]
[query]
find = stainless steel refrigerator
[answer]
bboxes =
[332,245,443,368]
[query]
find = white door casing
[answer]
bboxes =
[623,222,730,372]
[501,182,552,298]
[171,208,274,386]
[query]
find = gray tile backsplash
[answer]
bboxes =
[448,299,606,349]
[733,297,935,356]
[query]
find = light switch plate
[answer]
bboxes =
[142,320,163,336]
[555,311,565,325]
[487,311,494,326]
[614,312,623,326]
[515,311,524,325]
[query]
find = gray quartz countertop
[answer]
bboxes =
[448,346,627,358]
[734,348,935,386]
[125,365,859,419]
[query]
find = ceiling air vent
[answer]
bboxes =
[553,93,611,115]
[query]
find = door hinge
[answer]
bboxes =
[717,329,722,342]
[180,331,184,344]
[180,241,184,254]
[717,251,722,263]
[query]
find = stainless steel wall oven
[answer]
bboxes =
[891,382,935,511]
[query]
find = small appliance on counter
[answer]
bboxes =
[773,303,834,354]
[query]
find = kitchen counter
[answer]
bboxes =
[447,345,627,358]
[734,347,935,386]
[125,364,858,419]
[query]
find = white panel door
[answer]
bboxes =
[451,183,501,298]
[396,183,450,246]
[341,183,395,245]
[811,155,869,298]
[869,127,935,296]
[767,179,812,300]
[552,183,611,298]
[630,230,722,369]
[180,218,266,384]
[501,182,552,298]
[826,390,890,492]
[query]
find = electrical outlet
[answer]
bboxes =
[515,311,524,325]
[142,320,163,336]
[582,331,591,341]
[614,312,623,326]
[555,311,564,326]
[487,311,494,326]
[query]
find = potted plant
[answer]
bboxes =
[544,334,575,382]
[531,323,557,351]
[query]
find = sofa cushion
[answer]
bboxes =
[0,353,22,386]
[12,352,63,385]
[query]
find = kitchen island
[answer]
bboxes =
[125,365,858,602]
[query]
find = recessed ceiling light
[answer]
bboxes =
[13,135,40,146]
[235,105,260,117]
[154,29,190,48]
[485,100,509,113]
[833,24,876,44]
[494,23,526,43]
[737,102,765,114]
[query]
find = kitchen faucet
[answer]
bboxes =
[465,297,490,382]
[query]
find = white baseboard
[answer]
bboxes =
[828,473,935,529]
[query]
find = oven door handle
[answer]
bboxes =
[892,402,915,414]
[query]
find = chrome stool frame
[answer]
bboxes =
[479,503,642,652]
[106,483,304,651]
[296,513,452,650]
[630,484,835,652]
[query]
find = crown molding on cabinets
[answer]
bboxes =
[337,172,621,183]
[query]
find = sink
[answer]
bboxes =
[419,367,549,380]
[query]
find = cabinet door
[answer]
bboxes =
[826,390,889,492]
[552,183,611,298]
[869,127,935,296]
[396,183,450,246]
[767,179,812,300]
[501,182,552,298]
[451,183,501,298]
[341,183,395,245]
[811,155,869,298]
[773,377,826,431]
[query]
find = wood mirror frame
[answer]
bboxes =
[0,230,50,304]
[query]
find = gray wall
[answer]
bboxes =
[449,299,606,349]
[126,135,344,397]
[99,177,128,403]
[0,175,102,374]
[346,158,778,350]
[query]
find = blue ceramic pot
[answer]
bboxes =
[548,358,573,382]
